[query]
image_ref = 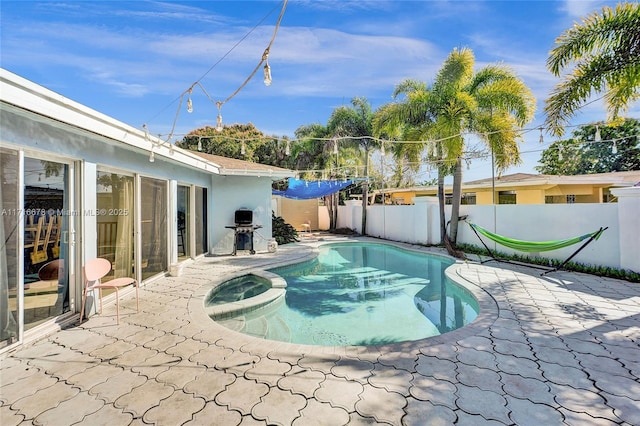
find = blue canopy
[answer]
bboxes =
[272,178,355,200]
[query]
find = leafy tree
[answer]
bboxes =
[536,118,640,174]
[545,3,640,136]
[177,123,295,169]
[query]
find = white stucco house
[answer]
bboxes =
[0,68,293,352]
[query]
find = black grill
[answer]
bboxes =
[226,209,262,255]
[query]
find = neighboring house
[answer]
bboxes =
[377,172,640,205]
[0,69,293,352]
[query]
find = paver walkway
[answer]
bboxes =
[2,236,639,425]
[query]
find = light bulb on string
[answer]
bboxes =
[595,125,602,142]
[216,102,223,132]
[558,146,563,161]
[333,139,338,155]
[197,138,202,151]
[149,148,155,163]
[285,140,290,156]
[241,140,246,155]
[539,128,544,144]
[186,88,193,113]
[380,142,385,156]
[612,141,618,154]
[263,62,272,86]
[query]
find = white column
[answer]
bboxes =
[611,186,640,272]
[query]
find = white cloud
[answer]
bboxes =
[559,0,609,19]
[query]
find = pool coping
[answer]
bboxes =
[189,238,500,353]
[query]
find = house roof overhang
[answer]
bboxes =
[0,69,294,180]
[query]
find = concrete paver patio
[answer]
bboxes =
[1,236,639,425]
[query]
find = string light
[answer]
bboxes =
[539,127,544,144]
[380,142,385,156]
[263,57,272,86]
[333,139,338,155]
[216,102,223,132]
[241,140,246,155]
[285,140,290,155]
[149,148,155,162]
[197,137,202,151]
[595,125,602,142]
[151,0,288,145]
[612,141,618,154]
[186,88,193,113]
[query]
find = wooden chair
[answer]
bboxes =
[25,215,48,264]
[79,258,139,325]
[49,215,62,258]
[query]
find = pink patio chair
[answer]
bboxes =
[79,258,139,325]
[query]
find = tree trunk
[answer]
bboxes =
[360,149,370,235]
[437,167,446,244]
[360,181,368,235]
[325,195,334,230]
[449,157,463,244]
[332,192,338,229]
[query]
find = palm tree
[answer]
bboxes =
[374,79,453,244]
[545,3,640,136]
[325,97,377,234]
[374,48,535,253]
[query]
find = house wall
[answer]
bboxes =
[515,189,545,204]
[338,196,635,270]
[210,175,273,254]
[476,190,493,205]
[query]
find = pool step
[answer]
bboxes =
[266,314,291,342]
[244,316,269,338]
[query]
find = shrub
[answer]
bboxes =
[456,243,640,283]
[272,213,298,245]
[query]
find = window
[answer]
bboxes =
[566,194,576,204]
[461,192,476,205]
[498,191,517,204]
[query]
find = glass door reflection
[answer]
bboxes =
[22,157,71,330]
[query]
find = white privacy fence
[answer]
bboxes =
[337,187,640,271]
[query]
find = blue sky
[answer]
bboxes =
[2,0,634,182]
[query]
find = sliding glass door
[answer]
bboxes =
[195,187,207,256]
[140,177,167,280]
[1,148,19,348]
[97,171,135,282]
[22,157,73,331]
[177,185,190,260]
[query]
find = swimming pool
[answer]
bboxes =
[212,242,479,346]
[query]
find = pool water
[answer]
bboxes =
[206,274,271,305]
[215,242,479,346]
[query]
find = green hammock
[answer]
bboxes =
[466,221,607,275]
[468,222,605,253]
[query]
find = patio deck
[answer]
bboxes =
[2,236,639,425]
